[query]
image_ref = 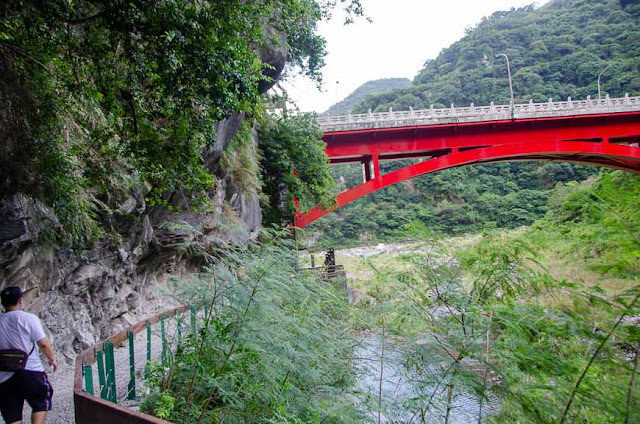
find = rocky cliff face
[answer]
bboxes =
[0,119,264,362]
[0,32,288,361]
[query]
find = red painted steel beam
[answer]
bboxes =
[294,111,640,228]
[323,112,640,161]
[295,141,640,228]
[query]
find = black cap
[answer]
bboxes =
[1,286,23,307]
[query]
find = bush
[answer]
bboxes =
[142,230,363,423]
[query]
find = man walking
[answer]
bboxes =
[0,287,57,424]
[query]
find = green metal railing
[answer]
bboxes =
[80,304,203,406]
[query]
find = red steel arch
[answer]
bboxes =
[294,111,640,228]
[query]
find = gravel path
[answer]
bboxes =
[16,313,191,424]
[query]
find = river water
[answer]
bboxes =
[329,241,497,422]
[354,333,495,424]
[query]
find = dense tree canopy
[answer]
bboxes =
[307,161,594,245]
[354,0,640,113]
[259,113,336,224]
[0,0,362,243]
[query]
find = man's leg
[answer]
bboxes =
[0,374,25,424]
[31,410,47,424]
[23,372,53,424]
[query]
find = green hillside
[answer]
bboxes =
[321,77,410,116]
[308,161,594,245]
[306,0,640,246]
[354,0,640,113]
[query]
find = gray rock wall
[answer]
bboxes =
[0,117,263,362]
[0,29,287,361]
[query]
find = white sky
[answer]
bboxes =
[283,0,545,113]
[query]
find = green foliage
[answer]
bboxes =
[142,230,363,423]
[259,113,335,224]
[354,0,640,113]
[345,168,640,420]
[532,170,640,279]
[360,228,639,423]
[458,232,544,302]
[220,121,262,194]
[0,0,354,244]
[486,297,639,424]
[307,161,594,246]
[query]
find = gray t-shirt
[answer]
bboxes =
[0,310,46,384]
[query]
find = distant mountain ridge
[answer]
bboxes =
[321,78,411,116]
[352,0,640,114]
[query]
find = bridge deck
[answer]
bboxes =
[294,95,640,228]
[318,95,640,133]
[322,111,640,164]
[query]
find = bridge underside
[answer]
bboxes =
[294,112,640,228]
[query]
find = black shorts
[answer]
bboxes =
[0,370,53,423]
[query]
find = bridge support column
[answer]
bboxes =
[362,158,372,182]
[361,154,381,182]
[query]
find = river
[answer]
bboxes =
[354,333,496,423]
[326,241,498,422]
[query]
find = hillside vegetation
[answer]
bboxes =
[355,0,640,112]
[0,0,349,245]
[306,0,640,246]
[310,161,593,245]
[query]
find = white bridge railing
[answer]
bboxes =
[317,94,640,132]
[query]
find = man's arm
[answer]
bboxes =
[37,338,58,372]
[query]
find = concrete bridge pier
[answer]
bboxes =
[361,154,381,183]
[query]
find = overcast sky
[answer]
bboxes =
[283,0,546,113]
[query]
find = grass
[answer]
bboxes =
[332,236,479,289]
[298,172,640,423]
[513,227,638,318]
[302,228,635,323]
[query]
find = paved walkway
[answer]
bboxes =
[17,316,183,423]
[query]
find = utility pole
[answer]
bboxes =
[495,53,515,119]
[334,80,340,115]
[598,63,612,101]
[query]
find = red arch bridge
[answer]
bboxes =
[293,95,640,228]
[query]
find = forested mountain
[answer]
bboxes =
[309,161,594,244]
[306,0,640,246]
[321,78,410,116]
[354,0,640,112]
